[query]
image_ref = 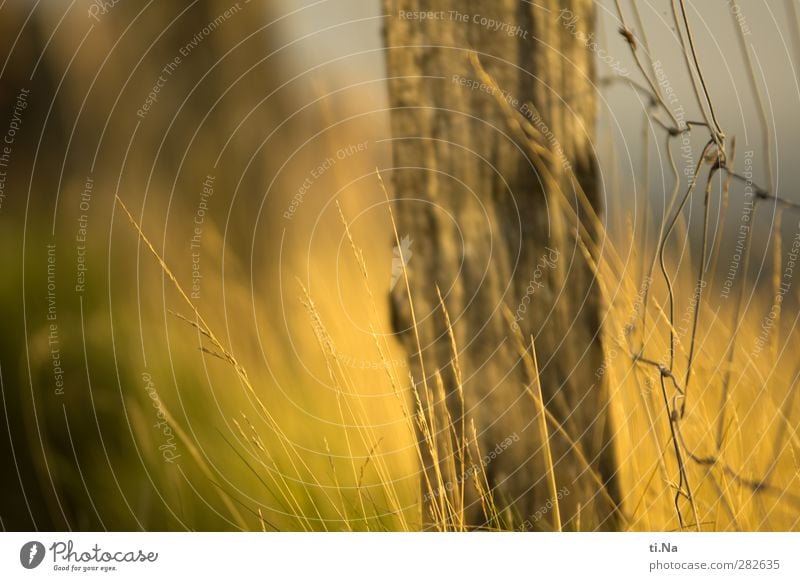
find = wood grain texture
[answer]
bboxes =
[383,0,620,530]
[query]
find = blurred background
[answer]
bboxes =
[0,0,798,531]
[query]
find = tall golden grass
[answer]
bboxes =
[118,143,799,530]
[114,6,799,531]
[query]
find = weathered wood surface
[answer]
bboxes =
[383,0,619,530]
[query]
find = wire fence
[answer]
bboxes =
[611,0,800,530]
